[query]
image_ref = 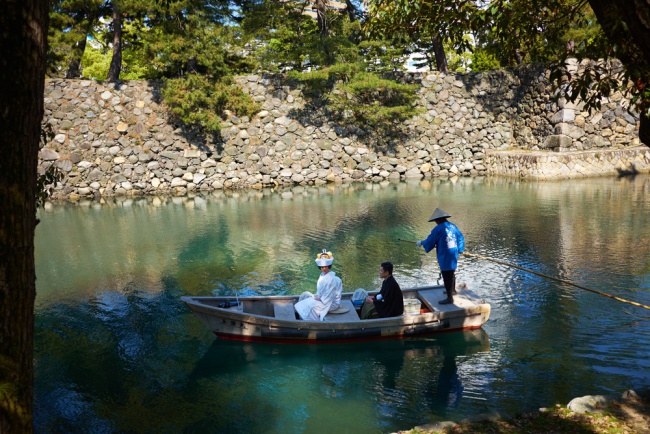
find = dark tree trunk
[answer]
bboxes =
[431,36,449,73]
[344,0,356,21]
[0,0,48,432]
[186,57,198,74]
[315,0,328,37]
[66,30,89,78]
[106,0,123,82]
[588,0,650,62]
[315,0,333,64]
[66,14,98,79]
[588,0,650,147]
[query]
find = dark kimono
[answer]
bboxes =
[373,275,404,318]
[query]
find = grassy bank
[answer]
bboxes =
[400,393,650,434]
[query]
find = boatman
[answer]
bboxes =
[416,208,465,305]
[294,250,343,321]
[360,262,404,319]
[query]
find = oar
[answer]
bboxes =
[399,238,650,312]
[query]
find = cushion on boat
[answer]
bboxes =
[329,305,350,314]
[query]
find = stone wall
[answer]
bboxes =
[41,66,645,200]
[485,147,650,179]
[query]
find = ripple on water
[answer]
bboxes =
[33,175,650,433]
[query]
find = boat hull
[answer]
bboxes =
[182,285,490,344]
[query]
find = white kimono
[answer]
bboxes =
[295,271,343,321]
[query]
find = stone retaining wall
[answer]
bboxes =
[485,147,650,179]
[41,66,645,200]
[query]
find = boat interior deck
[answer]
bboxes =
[324,300,360,322]
[268,288,486,321]
[192,285,487,321]
[418,288,483,313]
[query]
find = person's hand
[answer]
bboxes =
[365,295,374,304]
[416,240,422,247]
[314,296,320,301]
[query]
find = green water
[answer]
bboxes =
[34,175,650,433]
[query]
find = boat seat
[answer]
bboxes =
[325,300,360,322]
[273,303,296,321]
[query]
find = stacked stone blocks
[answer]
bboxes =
[40,66,646,200]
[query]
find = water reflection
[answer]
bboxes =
[36,175,650,304]
[186,330,490,433]
[34,175,650,433]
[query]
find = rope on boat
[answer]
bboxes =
[462,251,650,312]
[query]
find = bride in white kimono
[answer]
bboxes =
[295,250,343,321]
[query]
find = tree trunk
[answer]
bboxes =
[106,0,123,82]
[344,0,356,22]
[315,0,333,64]
[588,0,650,147]
[588,0,650,63]
[186,57,198,74]
[65,29,89,78]
[431,36,449,73]
[0,0,48,432]
[315,0,328,37]
[66,14,98,79]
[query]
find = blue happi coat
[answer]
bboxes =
[421,221,465,271]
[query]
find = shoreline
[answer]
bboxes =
[40,167,650,206]
[397,388,650,433]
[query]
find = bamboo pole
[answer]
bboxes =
[398,239,650,312]
[461,251,650,312]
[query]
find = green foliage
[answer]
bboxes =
[48,0,257,133]
[289,62,362,93]
[81,41,150,80]
[328,71,423,127]
[476,0,600,66]
[471,48,502,72]
[141,0,255,79]
[446,36,473,72]
[242,0,319,72]
[80,45,110,80]
[292,63,423,145]
[242,0,360,72]
[47,0,106,77]
[162,74,259,134]
[365,0,477,72]
[242,1,424,144]
[244,2,422,142]
[358,40,406,73]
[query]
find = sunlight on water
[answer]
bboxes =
[34,175,650,433]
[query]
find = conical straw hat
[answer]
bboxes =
[428,208,451,222]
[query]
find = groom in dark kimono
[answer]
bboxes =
[361,262,404,319]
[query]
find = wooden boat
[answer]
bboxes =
[181,284,491,344]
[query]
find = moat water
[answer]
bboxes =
[34,175,650,433]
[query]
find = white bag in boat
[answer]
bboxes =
[352,288,368,305]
